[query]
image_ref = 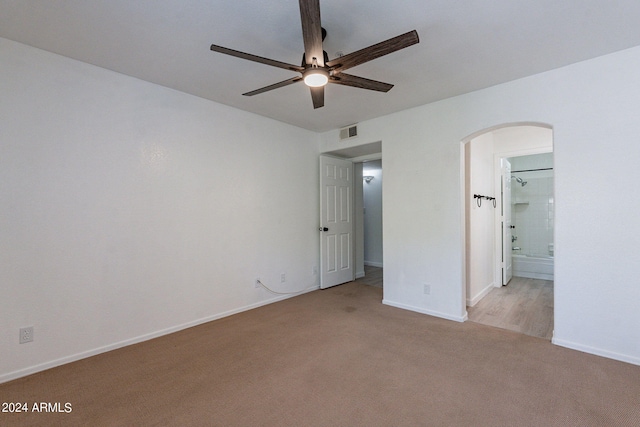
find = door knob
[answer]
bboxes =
[319,227,329,231]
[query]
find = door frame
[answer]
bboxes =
[501,158,513,286]
[492,146,552,291]
[320,144,382,288]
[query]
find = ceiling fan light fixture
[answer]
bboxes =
[303,68,329,87]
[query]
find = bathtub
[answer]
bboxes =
[512,254,554,280]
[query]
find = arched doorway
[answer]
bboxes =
[462,123,554,339]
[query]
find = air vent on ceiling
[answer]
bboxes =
[339,124,358,140]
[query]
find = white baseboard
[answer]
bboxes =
[514,271,554,280]
[466,282,496,307]
[382,299,467,322]
[364,261,383,268]
[0,284,319,384]
[552,337,640,366]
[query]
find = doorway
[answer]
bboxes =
[361,159,383,288]
[463,124,554,339]
[321,141,383,289]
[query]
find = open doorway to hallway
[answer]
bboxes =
[321,141,384,290]
[358,265,383,288]
[361,160,383,287]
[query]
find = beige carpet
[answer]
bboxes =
[1,281,639,426]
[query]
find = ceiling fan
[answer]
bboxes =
[210,0,419,109]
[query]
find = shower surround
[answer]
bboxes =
[510,156,554,279]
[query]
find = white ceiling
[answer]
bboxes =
[2,1,640,132]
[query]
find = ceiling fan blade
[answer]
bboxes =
[299,0,324,66]
[329,73,394,92]
[211,44,304,73]
[243,77,303,96]
[326,30,419,74]
[310,86,324,109]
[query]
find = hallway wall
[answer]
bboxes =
[362,160,383,267]
[465,132,495,306]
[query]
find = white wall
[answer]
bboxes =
[362,160,383,267]
[510,152,553,171]
[354,162,365,278]
[321,46,640,364]
[0,38,321,382]
[492,126,553,155]
[466,133,495,305]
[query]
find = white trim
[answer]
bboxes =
[382,299,468,322]
[460,140,468,321]
[364,261,383,268]
[513,271,554,281]
[493,146,553,158]
[552,337,640,366]
[350,153,381,163]
[466,282,496,307]
[0,285,319,384]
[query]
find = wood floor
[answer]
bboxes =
[357,265,383,288]
[467,276,554,340]
[356,268,553,340]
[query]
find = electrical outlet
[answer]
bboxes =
[19,326,34,344]
[255,278,261,288]
[280,273,286,283]
[423,284,431,295]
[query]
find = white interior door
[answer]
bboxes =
[502,158,513,285]
[319,155,354,289]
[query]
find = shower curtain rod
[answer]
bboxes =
[512,167,553,173]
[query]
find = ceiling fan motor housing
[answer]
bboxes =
[301,50,330,67]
